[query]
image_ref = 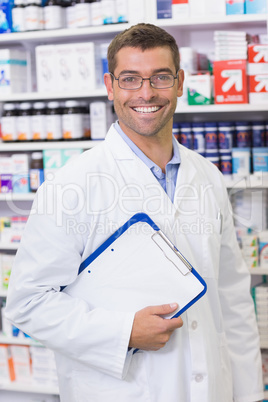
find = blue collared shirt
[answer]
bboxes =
[114,121,180,202]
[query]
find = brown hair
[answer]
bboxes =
[107,23,180,74]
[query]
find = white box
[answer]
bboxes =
[0,48,27,94]
[55,43,76,92]
[90,102,114,140]
[73,42,102,91]
[35,45,57,93]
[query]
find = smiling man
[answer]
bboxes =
[6,24,264,402]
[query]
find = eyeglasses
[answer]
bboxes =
[110,72,178,90]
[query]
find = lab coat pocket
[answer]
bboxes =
[176,215,221,279]
[71,352,150,402]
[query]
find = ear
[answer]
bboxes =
[104,73,114,101]
[176,69,184,98]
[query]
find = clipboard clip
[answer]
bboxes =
[152,231,192,276]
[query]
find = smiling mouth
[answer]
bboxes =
[132,106,162,114]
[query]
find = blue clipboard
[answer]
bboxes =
[63,212,207,319]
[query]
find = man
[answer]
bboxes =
[6,24,264,402]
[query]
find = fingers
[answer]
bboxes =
[147,303,179,316]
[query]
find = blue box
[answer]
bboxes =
[0,0,14,33]
[245,0,267,13]
[157,0,172,19]
[226,0,245,14]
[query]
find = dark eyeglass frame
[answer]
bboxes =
[109,72,179,90]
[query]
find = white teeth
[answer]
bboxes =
[133,106,160,113]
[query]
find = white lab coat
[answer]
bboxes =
[6,125,264,402]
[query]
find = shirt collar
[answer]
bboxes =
[114,121,181,173]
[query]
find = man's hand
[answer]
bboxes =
[129,303,183,351]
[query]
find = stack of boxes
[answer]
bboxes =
[248,43,268,104]
[35,42,103,94]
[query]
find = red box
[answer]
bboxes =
[248,74,268,104]
[248,44,268,64]
[214,59,248,104]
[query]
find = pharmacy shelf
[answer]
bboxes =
[0,243,18,250]
[0,139,101,152]
[0,88,107,103]
[260,341,268,349]
[0,193,35,201]
[0,334,42,347]
[0,14,266,46]
[175,103,268,114]
[0,23,131,45]
[225,174,268,189]
[250,268,268,275]
[0,289,8,297]
[156,13,268,29]
[0,382,59,395]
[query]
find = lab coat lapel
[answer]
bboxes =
[104,126,179,220]
[173,144,199,218]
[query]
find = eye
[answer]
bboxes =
[120,75,139,83]
[155,74,171,81]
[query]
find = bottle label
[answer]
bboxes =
[30,169,44,191]
[63,114,84,139]
[2,116,17,141]
[44,6,63,30]
[46,115,62,140]
[17,116,31,141]
[31,115,46,140]
[12,8,26,32]
[25,6,43,31]
[75,3,91,27]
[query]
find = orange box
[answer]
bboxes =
[214,59,248,104]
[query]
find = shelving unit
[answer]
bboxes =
[0,5,267,399]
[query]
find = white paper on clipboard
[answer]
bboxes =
[63,213,207,319]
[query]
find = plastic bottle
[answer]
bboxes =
[101,0,117,24]
[12,0,26,32]
[80,101,91,138]
[204,122,218,150]
[192,122,205,154]
[29,152,44,192]
[235,121,251,148]
[179,123,192,149]
[44,0,64,30]
[252,121,265,148]
[74,0,92,27]
[31,102,47,140]
[46,101,63,140]
[91,0,102,25]
[1,103,18,142]
[17,102,32,141]
[62,100,84,139]
[218,121,234,151]
[66,0,76,28]
[25,0,43,31]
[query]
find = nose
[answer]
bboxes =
[138,78,157,101]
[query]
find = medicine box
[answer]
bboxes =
[43,149,63,179]
[36,45,58,93]
[74,42,101,91]
[0,48,27,94]
[157,0,172,18]
[0,0,13,33]
[0,345,15,383]
[213,59,248,104]
[0,156,13,193]
[90,102,114,140]
[225,0,245,14]
[61,149,83,166]
[172,0,189,19]
[187,73,212,105]
[247,44,268,104]
[55,44,76,92]
[11,154,29,193]
[245,0,267,14]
